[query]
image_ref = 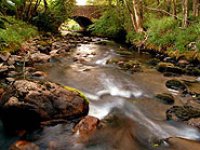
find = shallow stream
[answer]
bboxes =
[1,38,200,149]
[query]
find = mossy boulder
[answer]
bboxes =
[0,80,89,131]
[155,93,175,105]
[64,86,89,104]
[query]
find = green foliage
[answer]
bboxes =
[175,24,200,52]
[0,18,6,29]
[146,16,178,47]
[61,19,81,31]
[89,7,124,39]
[126,31,144,43]
[32,12,58,32]
[0,16,38,51]
[31,0,75,32]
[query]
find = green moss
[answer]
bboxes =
[64,86,89,104]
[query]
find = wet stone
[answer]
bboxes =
[74,116,99,135]
[31,71,47,78]
[155,93,175,105]
[166,105,200,121]
[157,62,184,75]
[166,79,187,92]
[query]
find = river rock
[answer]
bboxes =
[107,58,142,73]
[31,71,47,79]
[7,56,16,66]
[147,58,160,66]
[187,118,200,129]
[166,79,188,92]
[9,140,39,150]
[30,53,51,63]
[157,62,184,75]
[0,64,9,73]
[177,59,189,67]
[155,93,175,105]
[74,116,99,136]
[38,45,51,55]
[7,71,19,77]
[185,67,200,76]
[0,80,89,131]
[166,105,200,121]
[0,52,11,62]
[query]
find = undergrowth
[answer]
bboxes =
[0,16,38,52]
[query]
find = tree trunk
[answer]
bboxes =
[193,0,199,16]
[171,0,177,19]
[157,0,160,5]
[43,0,48,13]
[132,0,144,33]
[182,0,189,28]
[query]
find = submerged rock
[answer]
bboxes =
[155,93,175,105]
[0,80,89,131]
[107,58,142,73]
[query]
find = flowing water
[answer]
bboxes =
[1,39,200,149]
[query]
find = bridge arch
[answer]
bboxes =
[71,16,93,29]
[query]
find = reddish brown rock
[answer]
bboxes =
[74,116,99,141]
[9,140,39,150]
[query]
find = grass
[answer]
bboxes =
[128,15,200,53]
[0,16,38,52]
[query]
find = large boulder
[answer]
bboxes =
[0,80,89,131]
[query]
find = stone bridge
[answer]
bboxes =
[71,5,103,29]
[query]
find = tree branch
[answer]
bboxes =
[146,7,181,20]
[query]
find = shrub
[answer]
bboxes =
[147,16,178,47]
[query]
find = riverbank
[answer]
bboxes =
[0,16,38,52]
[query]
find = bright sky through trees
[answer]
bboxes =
[76,0,87,5]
